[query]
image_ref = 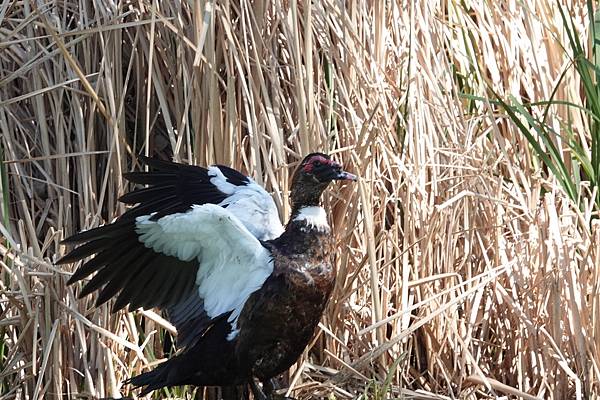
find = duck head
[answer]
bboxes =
[290,153,357,212]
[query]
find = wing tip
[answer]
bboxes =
[65,274,79,285]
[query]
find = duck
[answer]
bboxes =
[58,152,356,399]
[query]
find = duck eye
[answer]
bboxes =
[313,160,321,167]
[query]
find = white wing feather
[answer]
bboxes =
[208,166,284,240]
[135,204,273,339]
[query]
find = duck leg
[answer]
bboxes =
[249,379,269,400]
[222,385,249,400]
[262,379,274,396]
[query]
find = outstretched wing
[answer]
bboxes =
[59,156,281,348]
[60,204,272,346]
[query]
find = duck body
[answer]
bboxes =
[58,153,355,397]
[238,213,336,382]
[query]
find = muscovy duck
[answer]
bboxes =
[58,153,356,398]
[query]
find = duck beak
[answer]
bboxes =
[333,169,358,181]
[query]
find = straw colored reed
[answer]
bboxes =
[0,1,597,399]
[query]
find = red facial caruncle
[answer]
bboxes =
[303,155,337,173]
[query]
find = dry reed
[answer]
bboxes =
[0,1,598,399]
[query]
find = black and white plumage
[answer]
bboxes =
[59,153,356,398]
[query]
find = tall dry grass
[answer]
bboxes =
[0,0,598,399]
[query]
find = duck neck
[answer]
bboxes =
[290,192,320,215]
[289,179,328,216]
[290,198,320,219]
[286,178,331,234]
[287,205,330,234]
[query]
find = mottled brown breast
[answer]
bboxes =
[271,224,336,290]
[234,223,336,381]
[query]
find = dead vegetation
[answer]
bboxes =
[0,0,598,399]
